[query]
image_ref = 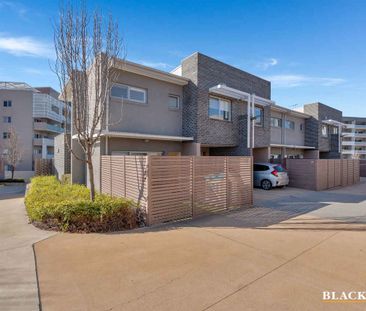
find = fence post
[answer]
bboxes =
[146,156,152,226]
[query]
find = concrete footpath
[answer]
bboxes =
[0,185,54,311]
[34,180,366,311]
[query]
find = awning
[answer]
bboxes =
[322,119,346,127]
[100,131,194,142]
[209,84,274,106]
[270,144,315,149]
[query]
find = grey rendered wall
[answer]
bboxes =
[71,139,85,184]
[108,71,183,137]
[181,52,271,155]
[106,137,182,155]
[54,133,71,179]
[0,89,34,171]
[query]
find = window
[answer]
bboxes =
[3,116,11,123]
[255,107,263,126]
[209,97,231,121]
[51,105,60,114]
[300,123,304,131]
[271,117,282,128]
[3,100,12,107]
[321,125,328,137]
[332,126,338,134]
[168,95,180,109]
[285,120,295,130]
[253,164,269,172]
[111,84,146,104]
[3,132,10,139]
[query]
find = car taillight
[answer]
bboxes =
[271,169,278,177]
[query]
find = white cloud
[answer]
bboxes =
[266,74,346,88]
[258,58,278,70]
[0,35,54,58]
[23,68,45,75]
[137,60,173,70]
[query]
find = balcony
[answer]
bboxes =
[342,141,366,146]
[342,133,366,138]
[34,122,64,133]
[342,150,366,155]
[33,93,66,123]
[33,138,54,147]
[345,124,366,130]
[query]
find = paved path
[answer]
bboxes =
[0,185,54,311]
[34,179,366,311]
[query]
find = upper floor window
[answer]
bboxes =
[300,123,304,131]
[285,120,295,130]
[3,116,11,123]
[51,105,60,114]
[111,84,147,104]
[271,117,282,128]
[321,125,328,137]
[255,107,264,126]
[332,126,338,134]
[3,100,12,107]
[168,95,180,109]
[3,132,10,139]
[209,97,231,121]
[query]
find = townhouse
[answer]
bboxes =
[56,52,346,187]
[0,82,68,179]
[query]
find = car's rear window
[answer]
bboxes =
[274,165,286,172]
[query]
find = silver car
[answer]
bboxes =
[253,163,289,190]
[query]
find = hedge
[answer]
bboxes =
[25,176,141,232]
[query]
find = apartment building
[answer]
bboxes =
[0,82,67,178]
[61,52,344,187]
[342,116,366,159]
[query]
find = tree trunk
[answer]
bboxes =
[11,166,14,180]
[87,151,95,201]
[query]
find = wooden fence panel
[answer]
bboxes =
[360,160,366,177]
[334,160,341,187]
[35,159,54,176]
[101,156,111,195]
[341,160,348,187]
[353,160,360,184]
[148,156,192,224]
[125,156,148,211]
[111,156,125,198]
[286,159,317,190]
[192,157,227,217]
[316,160,328,191]
[327,160,335,189]
[227,157,253,209]
[347,160,354,186]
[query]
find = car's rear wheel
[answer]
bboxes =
[261,179,272,190]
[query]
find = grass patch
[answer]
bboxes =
[25,176,141,232]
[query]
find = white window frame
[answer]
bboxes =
[208,96,232,121]
[321,124,328,137]
[271,117,282,128]
[3,100,12,107]
[285,120,295,130]
[255,106,264,126]
[168,95,180,110]
[3,116,11,123]
[111,83,147,104]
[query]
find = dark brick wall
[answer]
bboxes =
[303,102,342,157]
[181,52,271,155]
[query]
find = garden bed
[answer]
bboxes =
[25,176,142,233]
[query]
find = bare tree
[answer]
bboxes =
[53,3,122,200]
[3,127,22,180]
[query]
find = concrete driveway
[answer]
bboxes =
[0,184,55,311]
[34,180,366,311]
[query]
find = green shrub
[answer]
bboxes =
[60,174,71,185]
[25,176,140,232]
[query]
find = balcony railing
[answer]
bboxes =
[33,93,66,123]
[34,122,64,133]
[345,124,366,130]
[342,150,366,155]
[33,138,54,147]
[342,141,366,146]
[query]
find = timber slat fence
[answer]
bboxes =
[285,159,360,191]
[360,160,366,177]
[101,156,253,225]
[35,159,54,176]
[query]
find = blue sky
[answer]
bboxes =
[0,0,365,116]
